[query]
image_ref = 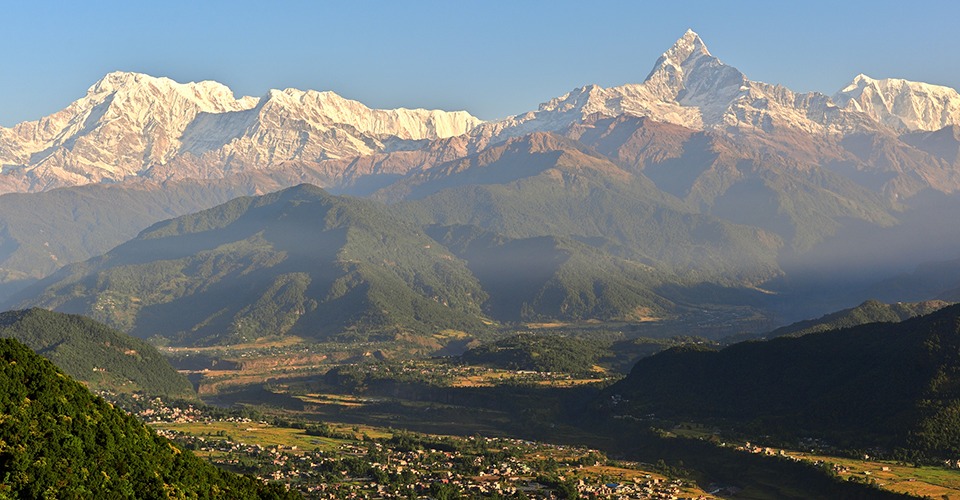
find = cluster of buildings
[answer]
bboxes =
[113,393,713,498]
[137,397,206,423]
[155,424,712,499]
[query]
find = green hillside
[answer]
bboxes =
[0,337,296,498]
[0,308,194,399]
[605,303,960,457]
[460,333,607,375]
[16,184,490,346]
[427,224,673,321]
[765,299,952,338]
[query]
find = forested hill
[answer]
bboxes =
[604,303,960,457]
[15,184,492,346]
[764,299,952,339]
[0,338,297,498]
[0,308,194,399]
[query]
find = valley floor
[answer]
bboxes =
[114,363,960,500]
[144,406,714,499]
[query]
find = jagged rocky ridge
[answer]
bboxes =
[1,30,959,196]
[0,72,482,192]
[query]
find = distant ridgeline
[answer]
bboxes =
[0,338,297,498]
[4,32,960,345]
[0,308,194,399]
[723,299,953,344]
[13,184,758,348]
[458,332,713,375]
[13,185,493,347]
[765,299,952,339]
[604,303,960,457]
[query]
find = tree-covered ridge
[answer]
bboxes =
[605,303,960,457]
[460,333,608,375]
[455,330,714,376]
[6,177,792,348]
[16,184,491,346]
[0,308,194,399]
[766,299,952,338]
[0,338,297,499]
[563,114,901,252]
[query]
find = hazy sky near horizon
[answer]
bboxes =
[3,0,959,126]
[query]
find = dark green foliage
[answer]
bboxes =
[16,184,490,346]
[605,304,960,457]
[601,336,712,373]
[428,481,462,499]
[0,338,298,498]
[0,308,194,399]
[461,334,607,375]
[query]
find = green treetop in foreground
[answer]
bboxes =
[0,337,297,499]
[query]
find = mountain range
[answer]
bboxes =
[3,30,959,197]
[4,30,960,333]
[10,182,780,346]
[12,185,492,346]
[0,71,480,191]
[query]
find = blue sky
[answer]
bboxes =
[3,0,959,126]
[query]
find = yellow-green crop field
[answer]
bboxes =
[784,451,960,498]
[149,420,391,452]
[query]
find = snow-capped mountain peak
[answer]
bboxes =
[256,87,481,141]
[0,71,261,183]
[485,30,946,138]
[641,29,747,123]
[87,70,145,94]
[0,72,482,191]
[643,29,713,88]
[479,29,752,137]
[834,74,960,132]
[86,71,259,113]
[4,31,960,196]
